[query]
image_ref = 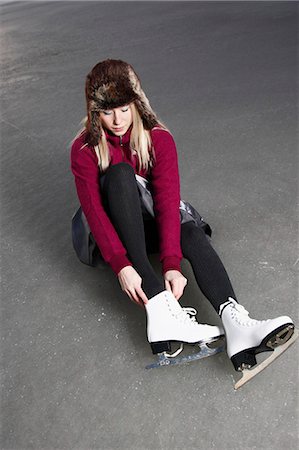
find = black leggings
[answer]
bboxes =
[102,163,236,312]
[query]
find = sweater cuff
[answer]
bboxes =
[109,254,132,275]
[162,256,182,275]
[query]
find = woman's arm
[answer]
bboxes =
[70,135,132,275]
[150,128,187,300]
[150,128,183,274]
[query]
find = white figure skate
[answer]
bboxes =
[145,290,225,369]
[220,297,298,389]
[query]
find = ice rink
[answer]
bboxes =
[1,1,298,449]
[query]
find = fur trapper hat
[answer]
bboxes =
[85,59,158,146]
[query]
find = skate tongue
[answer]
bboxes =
[219,298,235,316]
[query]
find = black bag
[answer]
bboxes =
[72,175,212,266]
[135,175,212,235]
[72,207,98,266]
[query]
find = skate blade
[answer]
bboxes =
[146,338,225,370]
[234,328,298,390]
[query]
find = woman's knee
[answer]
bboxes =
[106,162,134,178]
[181,222,209,251]
[102,163,136,192]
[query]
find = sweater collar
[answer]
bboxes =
[105,124,132,146]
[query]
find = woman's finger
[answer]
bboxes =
[172,279,186,300]
[135,286,148,304]
[165,279,172,292]
[171,281,180,299]
[129,288,140,304]
[128,287,144,307]
[125,289,134,302]
[176,287,184,300]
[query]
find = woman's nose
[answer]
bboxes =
[113,112,121,124]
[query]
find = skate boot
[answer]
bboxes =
[219,297,298,389]
[145,290,225,369]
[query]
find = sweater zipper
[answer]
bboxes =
[119,135,124,160]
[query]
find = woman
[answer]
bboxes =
[71,59,296,385]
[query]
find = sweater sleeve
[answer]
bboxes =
[70,136,132,274]
[150,128,183,274]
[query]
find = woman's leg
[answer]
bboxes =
[101,163,164,298]
[180,221,237,312]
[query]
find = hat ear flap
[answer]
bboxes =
[88,109,103,146]
[134,99,158,129]
[127,67,158,128]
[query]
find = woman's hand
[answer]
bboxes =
[164,270,187,301]
[118,266,148,307]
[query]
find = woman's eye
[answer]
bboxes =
[121,107,129,112]
[103,111,112,116]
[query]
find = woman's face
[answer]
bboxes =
[99,104,133,136]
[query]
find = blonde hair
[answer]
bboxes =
[84,102,168,173]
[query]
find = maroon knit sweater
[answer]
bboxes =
[71,125,183,275]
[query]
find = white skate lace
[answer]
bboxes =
[182,307,197,318]
[234,303,250,316]
[232,302,269,327]
[177,307,200,326]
